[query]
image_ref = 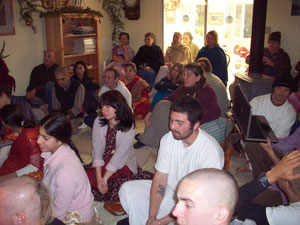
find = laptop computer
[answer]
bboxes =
[233,84,278,143]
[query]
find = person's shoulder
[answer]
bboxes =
[194,129,224,152]
[198,128,221,144]
[213,45,226,54]
[202,83,216,94]
[51,63,59,69]
[279,48,290,57]
[251,93,270,103]
[32,63,45,71]
[117,80,130,93]
[283,100,297,113]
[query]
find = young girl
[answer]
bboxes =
[150,63,184,110]
[0,105,42,181]
[38,113,98,224]
[86,90,153,204]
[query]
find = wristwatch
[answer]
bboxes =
[257,173,271,188]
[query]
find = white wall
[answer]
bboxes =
[0,0,45,95]
[265,0,300,67]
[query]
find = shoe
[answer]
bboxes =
[117,218,129,225]
[135,133,141,141]
[133,141,145,149]
[104,201,126,216]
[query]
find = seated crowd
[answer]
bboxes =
[1,28,300,225]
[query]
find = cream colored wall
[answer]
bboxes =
[1,0,298,95]
[0,0,45,96]
[265,0,300,67]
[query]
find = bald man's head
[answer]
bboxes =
[0,177,53,225]
[43,50,55,68]
[173,168,238,225]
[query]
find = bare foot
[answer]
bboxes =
[236,160,251,174]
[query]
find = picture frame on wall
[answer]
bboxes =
[209,13,224,26]
[291,0,300,15]
[165,10,176,24]
[0,0,15,36]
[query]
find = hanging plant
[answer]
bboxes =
[18,0,44,33]
[39,6,103,18]
[17,0,103,33]
[102,0,124,45]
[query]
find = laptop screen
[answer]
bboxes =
[233,84,252,138]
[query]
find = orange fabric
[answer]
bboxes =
[121,76,150,119]
[0,127,43,175]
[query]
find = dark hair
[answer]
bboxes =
[39,113,83,163]
[125,62,137,72]
[99,90,135,131]
[119,32,130,40]
[272,74,294,94]
[0,104,35,128]
[170,96,202,128]
[184,63,206,83]
[105,67,120,79]
[145,32,156,42]
[0,84,12,98]
[73,60,87,77]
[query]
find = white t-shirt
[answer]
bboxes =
[266,202,300,225]
[155,128,224,190]
[250,93,296,138]
[98,80,132,107]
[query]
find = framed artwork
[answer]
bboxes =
[165,10,176,24]
[291,0,300,16]
[209,13,224,25]
[0,0,15,36]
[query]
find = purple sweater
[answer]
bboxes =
[165,83,221,124]
[273,127,300,153]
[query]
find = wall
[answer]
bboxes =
[0,0,45,95]
[265,0,300,67]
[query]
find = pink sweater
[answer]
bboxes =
[41,144,94,222]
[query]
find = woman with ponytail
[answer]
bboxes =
[38,113,100,224]
[0,104,42,180]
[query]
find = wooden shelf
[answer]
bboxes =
[45,13,101,84]
[63,33,96,38]
[64,52,96,58]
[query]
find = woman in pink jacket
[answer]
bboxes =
[38,113,100,224]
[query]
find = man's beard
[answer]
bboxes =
[171,128,194,141]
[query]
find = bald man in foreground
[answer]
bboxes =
[173,168,239,225]
[0,177,64,225]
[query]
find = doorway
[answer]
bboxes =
[163,0,253,87]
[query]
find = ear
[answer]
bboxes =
[214,205,230,225]
[193,121,201,130]
[14,212,27,224]
[57,140,63,147]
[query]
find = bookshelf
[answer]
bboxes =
[45,13,101,84]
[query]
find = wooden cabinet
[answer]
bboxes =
[45,13,101,84]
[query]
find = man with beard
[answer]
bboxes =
[117,96,224,225]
